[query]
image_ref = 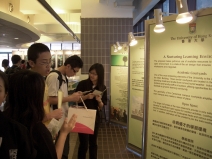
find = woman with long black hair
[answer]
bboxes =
[5,70,77,159]
[75,63,107,159]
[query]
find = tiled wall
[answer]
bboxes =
[81,18,133,119]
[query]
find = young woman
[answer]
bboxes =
[4,70,77,159]
[0,71,36,158]
[75,63,107,159]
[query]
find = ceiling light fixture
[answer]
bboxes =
[176,0,193,24]
[116,41,122,50]
[154,9,165,33]
[128,32,138,46]
[14,38,19,39]
[37,0,80,43]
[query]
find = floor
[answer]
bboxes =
[68,122,141,159]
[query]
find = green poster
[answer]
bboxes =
[110,44,129,125]
[111,55,128,66]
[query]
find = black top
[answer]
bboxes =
[0,112,36,159]
[4,67,11,75]
[7,65,21,75]
[75,79,107,122]
[32,122,57,159]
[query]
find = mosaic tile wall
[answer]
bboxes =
[81,18,133,119]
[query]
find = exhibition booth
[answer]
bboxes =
[109,6,212,159]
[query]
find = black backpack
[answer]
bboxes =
[47,70,68,110]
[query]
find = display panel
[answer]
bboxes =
[144,8,212,159]
[127,37,144,154]
[110,44,129,125]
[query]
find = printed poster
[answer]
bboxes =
[145,10,212,159]
[110,44,129,125]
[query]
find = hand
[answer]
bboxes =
[76,91,83,96]
[50,108,63,119]
[95,94,102,102]
[86,93,95,99]
[60,114,77,135]
[69,92,81,102]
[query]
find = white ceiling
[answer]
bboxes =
[21,0,81,46]
[0,0,136,48]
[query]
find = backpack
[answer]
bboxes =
[7,65,21,75]
[6,66,21,82]
[47,70,68,110]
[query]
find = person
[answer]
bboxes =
[0,71,36,159]
[27,43,63,124]
[20,60,26,69]
[46,55,83,159]
[4,70,77,159]
[75,63,107,159]
[1,59,11,74]
[7,55,21,75]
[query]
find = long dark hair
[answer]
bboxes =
[5,70,45,131]
[88,63,105,91]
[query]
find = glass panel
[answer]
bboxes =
[163,0,169,15]
[197,0,212,10]
[62,43,73,50]
[0,54,9,71]
[73,43,81,50]
[9,54,12,67]
[51,43,61,50]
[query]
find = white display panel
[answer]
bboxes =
[143,8,212,159]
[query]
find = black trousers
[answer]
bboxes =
[78,122,100,159]
[55,131,70,159]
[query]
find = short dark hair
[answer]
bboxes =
[89,63,105,90]
[27,43,50,63]
[64,55,83,68]
[6,70,45,130]
[11,55,21,64]
[2,59,9,67]
[21,60,25,64]
[0,71,8,93]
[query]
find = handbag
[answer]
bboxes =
[68,97,96,134]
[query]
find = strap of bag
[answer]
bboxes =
[48,70,68,110]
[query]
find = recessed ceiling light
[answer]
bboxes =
[14,38,19,39]
[3,34,5,36]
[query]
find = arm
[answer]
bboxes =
[55,114,77,159]
[78,93,95,103]
[96,95,104,110]
[42,109,63,122]
[46,73,81,105]
[48,92,81,105]
[96,87,107,110]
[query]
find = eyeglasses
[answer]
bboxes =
[72,68,78,73]
[89,72,97,76]
[39,61,52,67]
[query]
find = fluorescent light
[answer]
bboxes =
[116,41,122,50]
[154,9,165,33]
[128,32,137,46]
[176,12,193,24]
[113,44,118,52]
[54,9,66,14]
[176,0,193,24]
[154,24,165,33]
[14,38,19,39]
